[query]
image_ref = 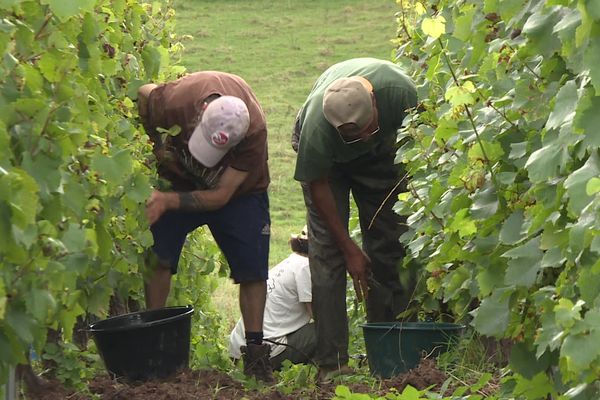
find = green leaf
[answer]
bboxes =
[541,247,565,268]
[468,140,504,163]
[587,0,600,21]
[505,258,542,288]
[555,298,583,329]
[91,149,133,186]
[453,5,476,42]
[471,287,512,337]
[447,208,477,238]
[61,223,87,253]
[563,152,600,214]
[40,0,96,21]
[470,185,499,219]
[583,30,600,94]
[434,118,458,142]
[561,328,600,371]
[546,80,578,130]
[509,342,552,380]
[5,308,35,343]
[525,140,569,182]
[522,8,562,56]
[37,50,62,82]
[445,81,476,106]
[25,289,56,323]
[535,310,564,357]
[574,91,600,146]
[502,237,542,260]
[476,263,505,297]
[499,210,525,245]
[513,372,553,399]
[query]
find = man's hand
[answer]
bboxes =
[345,242,372,302]
[145,190,176,225]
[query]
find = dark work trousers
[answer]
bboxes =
[302,151,411,368]
[269,322,317,370]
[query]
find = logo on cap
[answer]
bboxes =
[211,131,229,147]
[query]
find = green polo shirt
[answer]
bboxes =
[294,58,417,182]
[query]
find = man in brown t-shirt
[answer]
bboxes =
[137,71,273,383]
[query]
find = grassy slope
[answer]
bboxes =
[173,0,399,325]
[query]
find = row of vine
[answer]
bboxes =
[395,0,600,398]
[0,0,228,386]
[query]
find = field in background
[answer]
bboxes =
[173,0,400,327]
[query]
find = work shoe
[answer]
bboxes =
[240,343,275,384]
[317,364,354,384]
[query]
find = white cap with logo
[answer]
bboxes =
[188,95,250,167]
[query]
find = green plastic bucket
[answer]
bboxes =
[361,322,465,378]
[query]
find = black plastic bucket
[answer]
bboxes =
[88,306,194,381]
[361,322,464,378]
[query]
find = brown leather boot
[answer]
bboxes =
[240,343,275,384]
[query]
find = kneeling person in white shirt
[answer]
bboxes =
[229,228,315,370]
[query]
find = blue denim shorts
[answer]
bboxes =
[150,192,270,283]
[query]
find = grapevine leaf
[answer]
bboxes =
[468,140,504,163]
[546,80,577,130]
[61,223,87,253]
[541,247,565,268]
[476,263,505,297]
[536,311,564,357]
[522,8,562,56]
[505,258,542,288]
[421,16,446,39]
[445,81,476,106]
[471,287,512,337]
[40,0,95,21]
[5,308,35,343]
[561,328,600,371]
[509,342,552,380]
[513,372,553,399]
[90,149,133,187]
[525,139,569,182]
[587,0,600,21]
[555,298,583,329]
[502,236,542,259]
[499,210,525,245]
[563,152,600,214]
[25,289,56,323]
[583,30,600,94]
[447,209,477,238]
[574,91,600,147]
[470,185,499,219]
[455,6,477,42]
[502,237,543,287]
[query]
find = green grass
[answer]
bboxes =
[173,0,399,265]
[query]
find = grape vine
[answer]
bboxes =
[395,0,600,397]
[0,0,187,383]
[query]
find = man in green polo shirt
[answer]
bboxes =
[292,58,417,382]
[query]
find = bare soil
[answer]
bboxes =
[25,359,448,400]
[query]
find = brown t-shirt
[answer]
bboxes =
[145,71,270,197]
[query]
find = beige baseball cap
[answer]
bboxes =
[188,96,250,167]
[323,76,374,134]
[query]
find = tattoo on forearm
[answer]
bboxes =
[178,192,206,211]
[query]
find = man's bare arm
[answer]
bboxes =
[176,167,248,212]
[145,167,248,224]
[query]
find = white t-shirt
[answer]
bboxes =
[229,252,312,359]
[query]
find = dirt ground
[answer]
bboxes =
[24,359,449,400]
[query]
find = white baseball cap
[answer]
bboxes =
[188,95,250,167]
